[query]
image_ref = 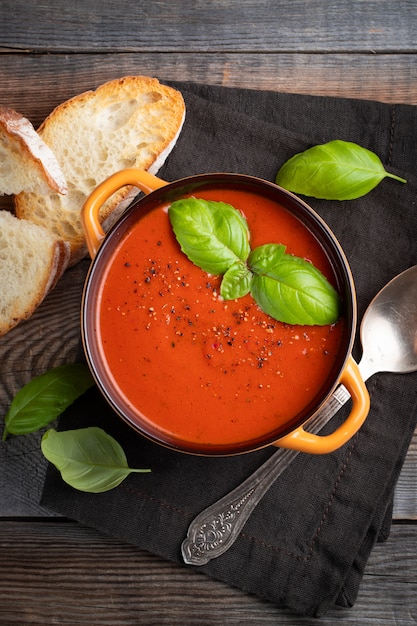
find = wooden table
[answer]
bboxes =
[1,1,416,623]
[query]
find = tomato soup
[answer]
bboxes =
[95,186,345,452]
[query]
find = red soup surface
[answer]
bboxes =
[97,187,345,451]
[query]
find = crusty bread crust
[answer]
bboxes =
[0,210,70,336]
[0,106,68,195]
[14,76,185,265]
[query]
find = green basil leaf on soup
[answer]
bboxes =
[41,427,151,493]
[3,363,95,440]
[275,140,406,200]
[168,198,250,274]
[220,261,253,300]
[249,247,340,325]
[247,243,286,274]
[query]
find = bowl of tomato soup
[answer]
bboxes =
[81,170,369,456]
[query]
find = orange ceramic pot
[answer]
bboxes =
[81,170,369,456]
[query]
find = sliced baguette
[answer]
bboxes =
[14,76,186,265]
[0,210,70,336]
[0,106,67,196]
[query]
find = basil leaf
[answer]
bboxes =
[250,247,340,325]
[220,261,253,300]
[247,243,286,274]
[41,427,151,493]
[168,198,250,274]
[275,140,406,200]
[3,364,95,440]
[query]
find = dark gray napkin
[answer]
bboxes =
[41,83,417,617]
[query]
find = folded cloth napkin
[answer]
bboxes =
[41,83,417,617]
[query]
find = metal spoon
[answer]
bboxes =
[182,265,417,565]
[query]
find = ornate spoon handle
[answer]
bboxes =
[181,384,351,565]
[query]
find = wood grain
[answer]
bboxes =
[0,53,416,130]
[1,0,416,53]
[0,519,415,625]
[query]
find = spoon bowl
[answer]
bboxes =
[359,265,417,380]
[182,264,417,565]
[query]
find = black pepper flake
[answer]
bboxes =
[124,262,131,267]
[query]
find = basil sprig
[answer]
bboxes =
[41,427,150,493]
[168,199,340,326]
[3,363,95,440]
[275,140,406,200]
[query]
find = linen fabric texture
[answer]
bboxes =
[41,83,417,617]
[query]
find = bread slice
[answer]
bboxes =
[14,76,186,265]
[0,210,70,336]
[0,106,67,196]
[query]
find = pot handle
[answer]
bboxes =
[81,169,168,258]
[273,357,369,454]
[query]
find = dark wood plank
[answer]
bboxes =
[0,519,415,625]
[1,0,416,53]
[0,521,417,626]
[394,437,417,519]
[0,52,416,132]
